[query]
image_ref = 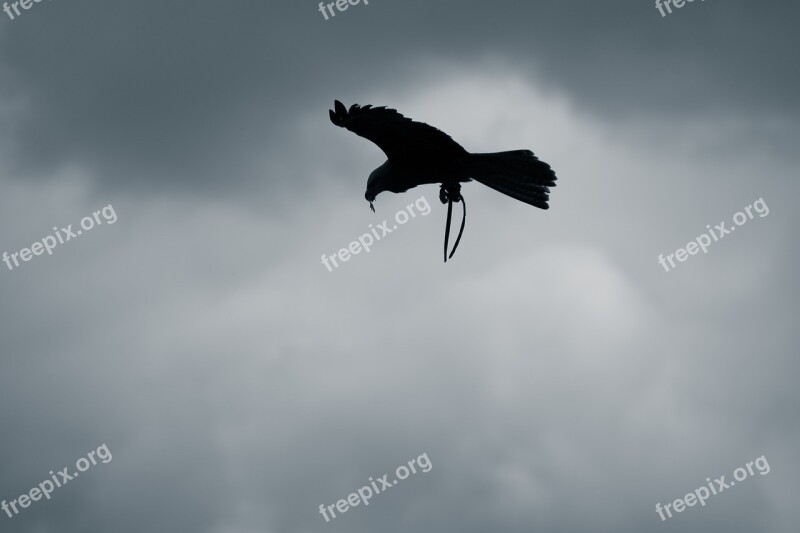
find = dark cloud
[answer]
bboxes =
[0,0,797,194]
[0,2,798,533]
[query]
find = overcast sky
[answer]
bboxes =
[1,1,798,532]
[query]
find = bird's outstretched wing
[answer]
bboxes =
[329,100,467,160]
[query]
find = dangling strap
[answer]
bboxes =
[448,194,466,261]
[444,197,453,262]
[443,193,466,262]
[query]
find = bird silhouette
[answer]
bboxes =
[329,100,557,261]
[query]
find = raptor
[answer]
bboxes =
[329,100,557,261]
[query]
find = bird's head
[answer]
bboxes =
[365,190,376,213]
[365,162,390,212]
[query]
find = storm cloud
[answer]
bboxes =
[0,1,798,533]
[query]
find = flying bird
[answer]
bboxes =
[329,100,557,261]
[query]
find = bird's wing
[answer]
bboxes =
[329,100,467,160]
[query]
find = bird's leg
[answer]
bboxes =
[439,184,450,205]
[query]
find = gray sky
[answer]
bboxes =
[0,1,798,532]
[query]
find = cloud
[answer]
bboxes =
[0,1,797,196]
[1,3,799,532]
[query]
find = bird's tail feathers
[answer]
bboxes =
[468,150,557,209]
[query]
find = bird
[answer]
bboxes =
[329,100,557,262]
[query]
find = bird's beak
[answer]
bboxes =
[369,201,375,213]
